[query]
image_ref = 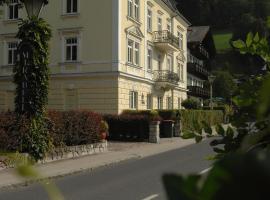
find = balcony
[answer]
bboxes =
[153,30,180,52]
[187,62,210,79]
[153,70,179,90]
[188,86,210,98]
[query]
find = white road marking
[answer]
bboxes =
[141,194,159,200]
[200,167,212,175]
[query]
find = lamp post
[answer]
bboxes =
[208,75,216,110]
[21,0,48,18]
[16,0,49,114]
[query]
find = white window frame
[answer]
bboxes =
[157,16,162,31]
[65,0,78,14]
[158,54,162,70]
[180,64,184,81]
[146,94,153,110]
[129,91,138,109]
[134,0,140,21]
[167,97,172,109]
[64,37,79,62]
[147,46,153,71]
[157,96,163,110]
[128,0,133,18]
[167,55,173,72]
[127,39,140,66]
[147,8,152,32]
[178,31,183,50]
[167,19,172,32]
[7,0,19,20]
[7,41,18,66]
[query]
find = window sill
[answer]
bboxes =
[147,70,153,73]
[126,63,142,69]
[127,16,142,26]
[59,61,82,65]
[147,30,153,34]
[2,19,21,24]
[61,13,80,18]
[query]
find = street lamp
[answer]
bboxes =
[21,0,48,18]
[208,75,216,110]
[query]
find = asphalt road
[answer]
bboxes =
[0,139,214,200]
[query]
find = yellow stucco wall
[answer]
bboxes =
[0,0,189,114]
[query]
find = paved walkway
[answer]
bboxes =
[0,138,195,189]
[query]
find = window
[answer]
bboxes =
[66,0,78,14]
[147,46,153,70]
[134,0,139,20]
[128,0,133,17]
[129,91,138,109]
[7,42,18,65]
[128,0,140,21]
[158,54,162,70]
[157,96,163,110]
[8,0,19,20]
[65,37,78,62]
[147,8,152,32]
[167,20,172,32]
[147,94,152,110]
[180,64,184,81]
[178,98,181,109]
[134,42,140,65]
[128,39,133,64]
[177,63,181,81]
[178,31,183,50]
[167,55,173,71]
[127,39,140,66]
[167,97,172,109]
[158,16,162,31]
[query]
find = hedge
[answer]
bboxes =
[122,109,224,133]
[103,114,150,141]
[0,111,103,152]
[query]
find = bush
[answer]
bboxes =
[182,99,201,109]
[180,110,224,132]
[0,111,103,154]
[103,114,150,141]
[47,111,102,146]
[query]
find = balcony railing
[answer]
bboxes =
[187,62,210,79]
[188,86,210,98]
[153,30,180,51]
[153,70,180,85]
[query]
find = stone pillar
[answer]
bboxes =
[149,121,160,143]
[174,119,182,137]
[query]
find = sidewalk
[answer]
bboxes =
[0,138,195,189]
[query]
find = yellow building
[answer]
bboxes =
[0,0,190,114]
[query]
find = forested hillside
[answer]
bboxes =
[176,0,270,75]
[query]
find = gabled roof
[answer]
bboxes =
[161,0,191,26]
[188,26,210,43]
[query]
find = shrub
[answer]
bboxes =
[182,99,201,109]
[47,111,102,147]
[103,114,150,141]
[122,110,161,121]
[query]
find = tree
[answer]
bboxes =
[213,70,237,101]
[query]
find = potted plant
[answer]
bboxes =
[100,120,109,140]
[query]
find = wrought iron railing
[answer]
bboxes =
[188,86,210,98]
[153,30,179,49]
[153,70,180,85]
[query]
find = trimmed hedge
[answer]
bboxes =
[103,114,150,141]
[122,109,224,133]
[0,111,103,152]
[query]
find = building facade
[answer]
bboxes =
[187,26,216,106]
[0,0,190,114]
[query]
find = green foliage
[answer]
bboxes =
[163,151,270,200]
[181,99,201,110]
[213,31,232,52]
[14,17,52,117]
[212,70,237,101]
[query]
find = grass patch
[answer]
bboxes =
[213,31,233,52]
